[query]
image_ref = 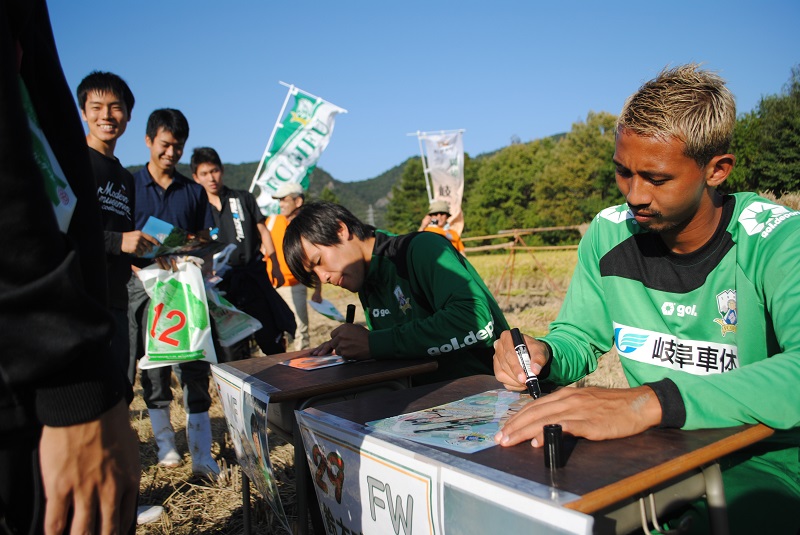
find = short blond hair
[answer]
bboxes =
[617,64,736,167]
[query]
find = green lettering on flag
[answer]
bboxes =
[252,89,346,214]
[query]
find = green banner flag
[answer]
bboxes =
[253,89,346,214]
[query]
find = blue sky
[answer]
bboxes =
[50,0,798,184]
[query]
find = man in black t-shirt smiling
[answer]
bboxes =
[77,71,158,384]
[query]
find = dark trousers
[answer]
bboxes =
[139,360,211,413]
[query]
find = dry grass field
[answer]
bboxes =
[132,248,627,534]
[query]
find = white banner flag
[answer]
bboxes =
[251,86,346,215]
[421,131,465,234]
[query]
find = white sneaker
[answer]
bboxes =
[136,505,163,525]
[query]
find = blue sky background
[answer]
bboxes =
[50,1,799,183]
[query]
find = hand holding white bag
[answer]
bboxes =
[137,259,217,369]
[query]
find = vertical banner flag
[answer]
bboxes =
[420,130,465,234]
[250,83,347,215]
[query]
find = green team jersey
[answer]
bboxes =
[542,192,800,527]
[361,231,508,385]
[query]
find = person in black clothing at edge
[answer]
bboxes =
[0,0,139,532]
[190,146,295,360]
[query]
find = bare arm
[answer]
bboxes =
[311,323,370,359]
[120,230,159,257]
[257,221,275,257]
[258,221,285,287]
[418,214,432,232]
[39,399,140,534]
[492,329,663,447]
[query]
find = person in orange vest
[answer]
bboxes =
[265,182,322,350]
[418,199,465,254]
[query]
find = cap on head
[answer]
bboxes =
[427,200,451,216]
[272,182,305,199]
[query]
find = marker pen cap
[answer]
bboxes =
[544,424,565,468]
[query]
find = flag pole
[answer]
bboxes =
[418,132,433,202]
[283,81,348,113]
[249,82,296,193]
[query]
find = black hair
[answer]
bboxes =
[190,147,223,174]
[284,201,375,288]
[76,71,135,115]
[145,108,189,142]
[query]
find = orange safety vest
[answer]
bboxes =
[265,214,298,286]
[423,226,465,252]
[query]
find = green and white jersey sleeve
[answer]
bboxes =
[543,193,800,432]
[361,231,509,384]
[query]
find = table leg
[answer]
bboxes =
[293,417,325,535]
[702,463,729,535]
[242,471,251,535]
[293,417,308,535]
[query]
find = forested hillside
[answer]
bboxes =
[128,159,408,229]
[129,65,799,240]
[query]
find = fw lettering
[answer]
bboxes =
[367,476,413,535]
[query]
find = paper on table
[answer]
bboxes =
[367,389,528,453]
[280,354,349,370]
[308,298,346,322]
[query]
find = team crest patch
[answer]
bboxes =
[713,290,737,336]
[393,285,411,315]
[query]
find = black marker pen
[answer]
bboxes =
[511,328,541,399]
[345,304,356,324]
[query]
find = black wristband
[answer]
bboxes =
[645,378,686,428]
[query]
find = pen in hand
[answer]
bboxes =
[510,328,541,399]
[345,304,356,324]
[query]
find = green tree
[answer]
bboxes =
[464,138,556,236]
[535,111,620,227]
[750,66,800,192]
[318,186,340,204]
[727,110,760,192]
[385,157,429,234]
[729,65,800,193]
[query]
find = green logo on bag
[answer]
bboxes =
[147,279,209,360]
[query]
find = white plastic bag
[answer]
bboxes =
[206,286,263,347]
[137,260,217,369]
